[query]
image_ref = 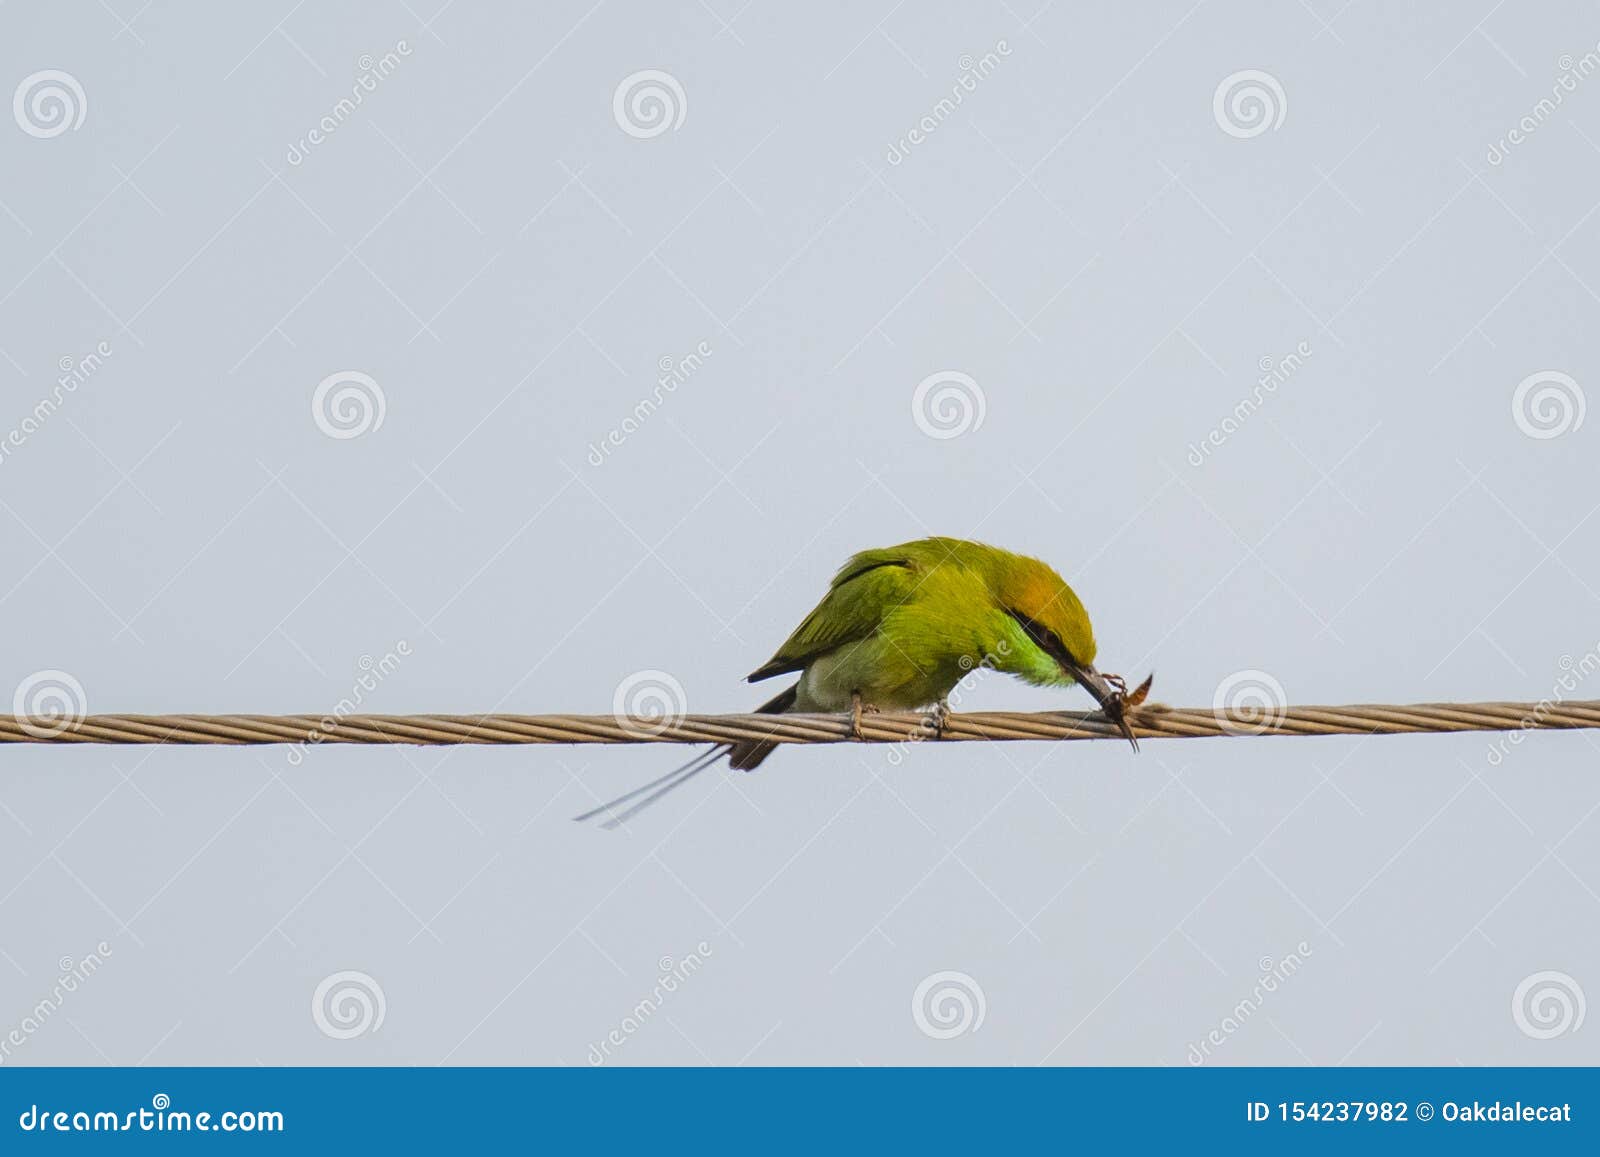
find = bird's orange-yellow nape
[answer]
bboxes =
[990,556,1097,667]
[977,549,1138,748]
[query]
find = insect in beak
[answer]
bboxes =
[1063,661,1148,751]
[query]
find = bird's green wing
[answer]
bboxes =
[746,548,923,682]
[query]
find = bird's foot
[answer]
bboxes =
[850,691,880,740]
[921,697,951,740]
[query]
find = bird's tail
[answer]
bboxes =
[573,682,798,828]
[727,681,797,771]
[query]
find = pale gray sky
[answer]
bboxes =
[1,1,1596,1065]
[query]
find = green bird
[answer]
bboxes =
[577,537,1140,826]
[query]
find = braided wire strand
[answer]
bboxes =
[1,700,1594,747]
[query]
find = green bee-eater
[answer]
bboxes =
[578,537,1138,826]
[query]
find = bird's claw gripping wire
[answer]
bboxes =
[849,691,882,740]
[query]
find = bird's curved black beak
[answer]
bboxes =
[1064,659,1139,751]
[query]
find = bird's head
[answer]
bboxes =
[988,554,1139,750]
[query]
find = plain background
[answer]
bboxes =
[2,0,1598,1065]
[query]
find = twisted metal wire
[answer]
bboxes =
[2,699,1596,747]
